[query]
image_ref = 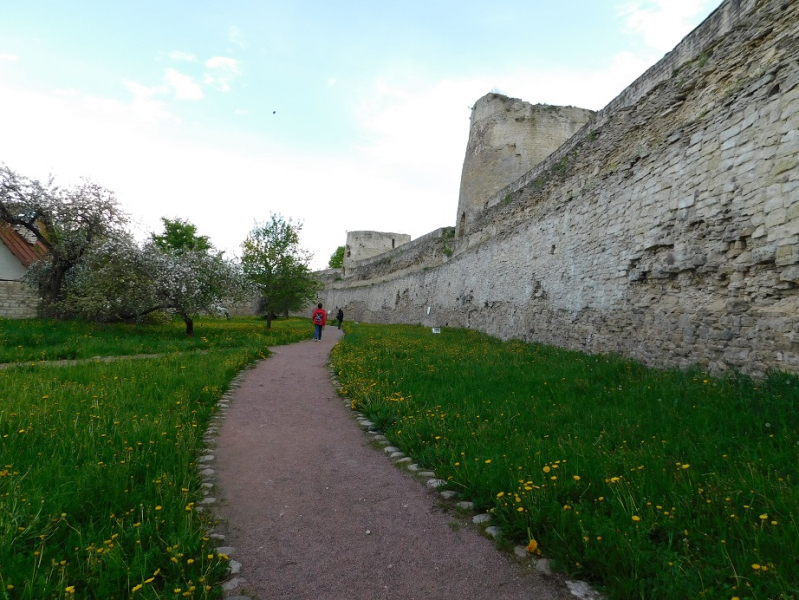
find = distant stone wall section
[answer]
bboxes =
[344,231,411,272]
[0,281,39,319]
[457,95,593,235]
[320,0,799,376]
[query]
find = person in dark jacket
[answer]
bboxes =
[336,308,344,329]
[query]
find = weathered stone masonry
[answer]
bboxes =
[320,0,799,376]
[0,281,39,319]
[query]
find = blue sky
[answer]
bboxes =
[0,0,721,269]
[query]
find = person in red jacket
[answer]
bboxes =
[311,303,326,341]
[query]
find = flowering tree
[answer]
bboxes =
[241,214,320,328]
[0,164,128,308]
[62,236,248,336]
[2,165,248,333]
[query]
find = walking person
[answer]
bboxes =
[311,303,326,341]
[336,307,344,329]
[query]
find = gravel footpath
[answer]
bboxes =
[212,327,578,600]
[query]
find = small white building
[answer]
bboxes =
[0,225,45,318]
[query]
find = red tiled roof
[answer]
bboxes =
[0,225,48,268]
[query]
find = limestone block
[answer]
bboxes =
[765,209,787,229]
[780,266,799,282]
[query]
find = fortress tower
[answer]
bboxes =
[343,230,411,273]
[456,93,594,235]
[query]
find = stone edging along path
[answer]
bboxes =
[195,337,602,600]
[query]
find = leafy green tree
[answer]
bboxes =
[241,214,320,328]
[0,164,128,308]
[328,245,345,269]
[151,217,211,253]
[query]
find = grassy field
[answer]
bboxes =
[331,323,799,600]
[0,316,312,599]
[0,317,308,364]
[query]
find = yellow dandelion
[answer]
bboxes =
[759,513,768,520]
[132,584,143,593]
[485,459,492,464]
[752,564,761,570]
[526,538,538,554]
[632,515,641,522]
[496,492,505,498]
[542,466,551,473]
[681,464,690,469]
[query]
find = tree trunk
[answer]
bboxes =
[179,311,194,336]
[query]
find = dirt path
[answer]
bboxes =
[213,327,576,600]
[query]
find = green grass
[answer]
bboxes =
[0,317,312,599]
[331,324,799,600]
[0,316,310,363]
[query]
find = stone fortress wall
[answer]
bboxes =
[343,231,411,272]
[318,0,799,376]
[457,95,594,235]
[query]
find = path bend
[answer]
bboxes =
[214,327,575,600]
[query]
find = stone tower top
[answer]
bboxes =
[344,230,411,272]
[456,93,594,235]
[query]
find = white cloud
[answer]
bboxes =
[328,77,338,87]
[164,68,204,100]
[0,4,721,271]
[618,0,719,52]
[203,56,241,93]
[228,26,247,50]
[167,51,197,62]
[205,56,240,71]
[123,80,173,123]
[0,53,19,62]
